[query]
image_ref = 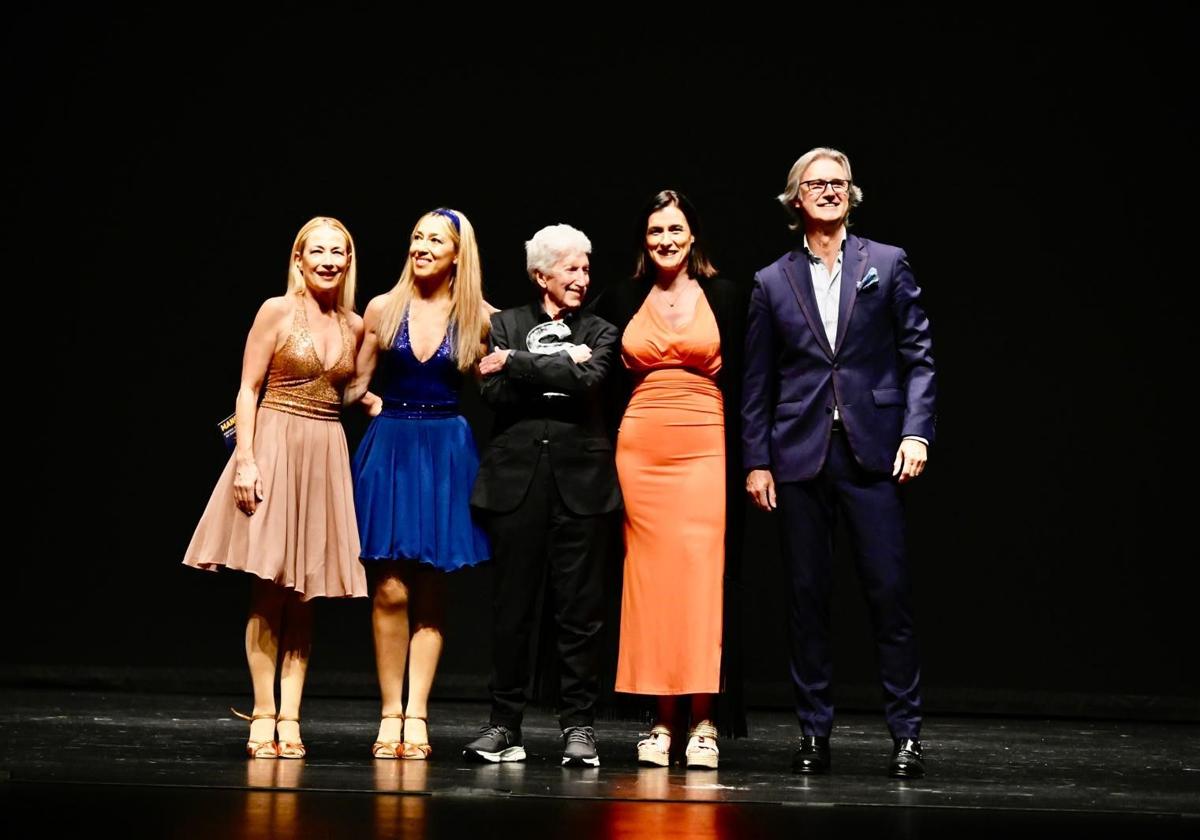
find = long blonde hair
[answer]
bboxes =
[376,208,487,371]
[286,216,357,311]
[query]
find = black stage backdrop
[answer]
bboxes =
[5,9,1196,719]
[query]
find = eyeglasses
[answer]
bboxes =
[799,178,851,195]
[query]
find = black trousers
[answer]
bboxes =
[483,450,607,730]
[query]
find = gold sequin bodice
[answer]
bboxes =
[259,299,354,420]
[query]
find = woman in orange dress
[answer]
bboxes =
[593,190,748,768]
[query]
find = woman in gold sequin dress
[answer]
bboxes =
[184,216,369,759]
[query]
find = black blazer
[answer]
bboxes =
[470,302,622,517]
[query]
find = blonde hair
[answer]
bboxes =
[287,216,357,311]
[376,209,487,372]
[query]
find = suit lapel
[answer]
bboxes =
[782,249,834,359]
[835,234,869,355]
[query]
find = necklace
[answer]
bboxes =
[658,281,690,308]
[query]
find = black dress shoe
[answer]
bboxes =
[889,737,924,778]
[791,735,831,774]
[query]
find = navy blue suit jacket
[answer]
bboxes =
[741,233,936,481]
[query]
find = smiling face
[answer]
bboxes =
[644,203,694,277]
[793,156,852,228]
[295,226,351,296]
[536,250,590,318]
[408,214,458,282]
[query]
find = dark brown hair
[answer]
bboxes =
[632,189,718,281]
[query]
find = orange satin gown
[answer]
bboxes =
[614,293,724,695]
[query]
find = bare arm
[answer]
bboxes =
[344,296,386,407]
[233,297,291,515]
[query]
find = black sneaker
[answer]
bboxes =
[561,725,600,767]
[462,724,526,763]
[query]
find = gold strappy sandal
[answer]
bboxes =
[275,715,306,760]
[401,715,432,760]
[231,707,278,759]
[372,712,405,759]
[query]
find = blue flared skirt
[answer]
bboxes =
[352,413,490,570]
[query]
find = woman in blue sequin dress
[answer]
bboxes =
[344,208,490,759]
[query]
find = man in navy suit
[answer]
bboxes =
[742,147,936,778]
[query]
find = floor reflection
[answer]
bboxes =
[599,800,727,839]
[240,758,306,838]
[464,761,527,793]
[372,756,430,792]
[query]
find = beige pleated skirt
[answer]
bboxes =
[183,406,368,599]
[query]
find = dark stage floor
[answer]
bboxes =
[1,688,1197,837]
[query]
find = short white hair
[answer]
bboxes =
[525,224,592,281]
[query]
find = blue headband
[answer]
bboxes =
[431,208,461,233]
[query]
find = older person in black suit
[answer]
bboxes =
[464,224,621,768]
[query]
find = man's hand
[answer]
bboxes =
[893,439,928,484]
[746,468,777,512]
[566,344,592,365]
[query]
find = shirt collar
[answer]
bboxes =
[534,300,579,323]
[802,229,847,263]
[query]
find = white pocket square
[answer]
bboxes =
[857,267,879,292]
